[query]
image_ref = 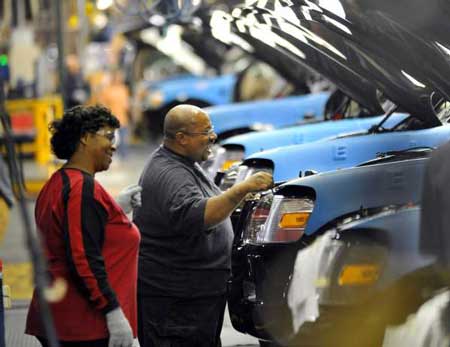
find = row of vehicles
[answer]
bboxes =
[124,0,450,346]
[124,2,335,142]
[207,1,448,346]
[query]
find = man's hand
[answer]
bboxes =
[116,184,142,214]
[106,307,134,347]
[242,171,274,193]
[204,171,273,228]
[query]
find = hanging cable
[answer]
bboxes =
[0,80,59,347]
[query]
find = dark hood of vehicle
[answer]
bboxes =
[229,2,445,126]
[289,0,450,125]
[181,29,231,73]
[339,0,450,101]
[117,5,236,74]
[210,8,383,115]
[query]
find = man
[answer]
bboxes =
[134,104,273,347]
[64,54,90,109]
[96,69,130,158]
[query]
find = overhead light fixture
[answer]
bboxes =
[97,0,113,11]
[93,12,108,29]
[149,14,166,26]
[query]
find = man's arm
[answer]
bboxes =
[204,171,273,228]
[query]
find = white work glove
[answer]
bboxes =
[116,184,142,214]
[106,307,134,347]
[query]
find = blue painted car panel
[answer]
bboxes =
[222,113,408,156]
[278,157,428,235]
[245,124,450,182]
[208,92,330,136]
[335,207,431,284]
[145,74,236,110]
[146,73,199,88]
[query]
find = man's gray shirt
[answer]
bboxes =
[134,145,234,297]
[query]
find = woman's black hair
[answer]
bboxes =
[49,105,120,160]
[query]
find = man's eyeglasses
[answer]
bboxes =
[182,128,216,137]
[95,129,116,144]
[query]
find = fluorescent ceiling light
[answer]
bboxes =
[97,0,113,11]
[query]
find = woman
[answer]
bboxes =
[25,105,140,347]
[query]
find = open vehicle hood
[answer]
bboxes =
[230,2,444,127]
[208,8,383,114]
[278,0,449,125]
[119,12,233,75]
[337,0,450,100]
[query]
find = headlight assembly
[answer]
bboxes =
[202,145,245,181]
[243,192,274,243]
[243,195,314,244]
[260,196,314,243]
[201,145,226,179]
[220,147,245,171]
[147,90,165,108]
[219,164,248,191]
[316,235,388,306]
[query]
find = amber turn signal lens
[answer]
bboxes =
[278,212,310,229]
[338,264,380,286]
[221,160,240,171]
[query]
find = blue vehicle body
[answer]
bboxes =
[244,123,450,183]
[283,206,432,346]
[207,92,329,137]
[284,157,427,236]
[144,73,236,111]
[318,206,429,296]
[228,151,433,342]
[145,73,198,89]
[225,0,450,344]
[221,113,407,156]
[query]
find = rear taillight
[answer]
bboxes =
[260,196,314,243]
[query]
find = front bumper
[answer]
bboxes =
[227,243,299,341]
[227,240,438,346]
